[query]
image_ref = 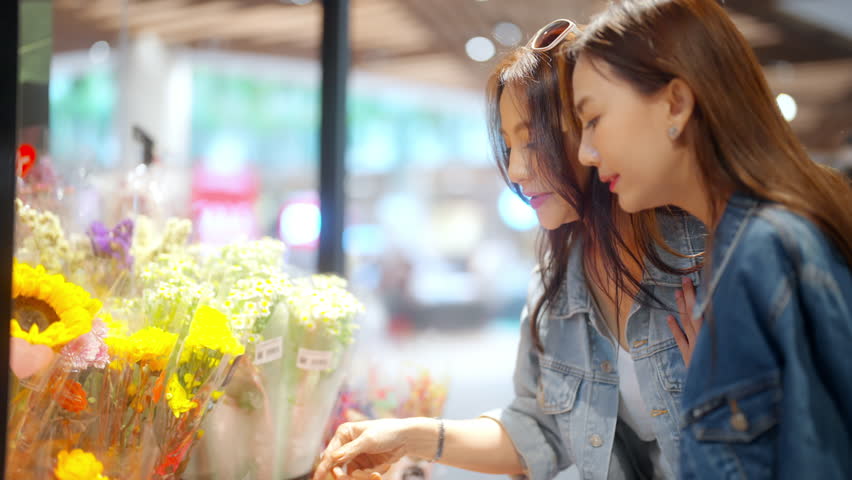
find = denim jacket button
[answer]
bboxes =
[589,434,603,447]
[730,412,749,432]
[601,361,612,373]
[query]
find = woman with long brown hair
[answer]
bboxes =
[314,20,704,480]
[570,0,852,478]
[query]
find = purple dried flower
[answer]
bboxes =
[88,218,135,268]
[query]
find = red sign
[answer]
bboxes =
[17,144,37,178]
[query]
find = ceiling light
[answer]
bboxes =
[494,22,522,47]
[776,93,797,122]
[279,202,321,247]
[465,36,495,62]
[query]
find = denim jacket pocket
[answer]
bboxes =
[683,372,781,478]
[537,355,584,415]
[687,376,780,443]
[652,338,687,393]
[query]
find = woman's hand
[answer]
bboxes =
[314,418,425,480]
[666,276,703,367]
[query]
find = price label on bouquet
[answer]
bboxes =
[296,348,333,371]
[253,336,284,365]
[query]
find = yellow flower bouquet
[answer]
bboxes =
[150,305,244,479]
[8,200,366,480]
[7,202,246,479]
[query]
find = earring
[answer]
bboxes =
[668,126,679,139]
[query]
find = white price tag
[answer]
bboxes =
[253,336,283,365]
[296,348,333,371]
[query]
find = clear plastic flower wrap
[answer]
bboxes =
[6,200,291,479]
[187,268,364,480]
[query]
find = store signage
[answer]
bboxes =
[17,143,37,177]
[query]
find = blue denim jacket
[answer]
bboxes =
[680,193,852,479]
[484,212,705,480]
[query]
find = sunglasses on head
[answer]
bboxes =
[527,18,578,52]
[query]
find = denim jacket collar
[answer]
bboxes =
[557,209,707,320]
[557,235,594,319]
[693,193,762,319]
[643,209,706,288]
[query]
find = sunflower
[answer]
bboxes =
[10,261,102,350]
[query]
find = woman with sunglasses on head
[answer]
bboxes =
[570,1,852,478]
[314,20,704,480]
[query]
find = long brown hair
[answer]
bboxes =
[488,33,689,350]
[572,0,852,266]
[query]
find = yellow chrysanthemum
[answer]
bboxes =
[11,261,101,349]
[104,334,133,371]
[165,373,198,418]
[54,449,109,480]
[129,327,178,370]
[106,327,177,371]
[101,314,128,337]
[180,305,245,364]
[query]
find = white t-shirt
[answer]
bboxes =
[617,346,673,479]
[617,347,657,441]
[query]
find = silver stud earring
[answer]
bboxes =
[668,126,679,139]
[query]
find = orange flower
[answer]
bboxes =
[152,372,165,404]
[53,379,88,413]
[155,436,193,476]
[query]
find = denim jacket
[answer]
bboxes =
[680,193,852,479]
[483,212,705,480]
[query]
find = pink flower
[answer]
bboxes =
[61,319,110,371]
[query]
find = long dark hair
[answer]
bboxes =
[488,33,690,351]
[572,0,852,266]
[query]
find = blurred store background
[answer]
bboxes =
[17,1,852,479]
